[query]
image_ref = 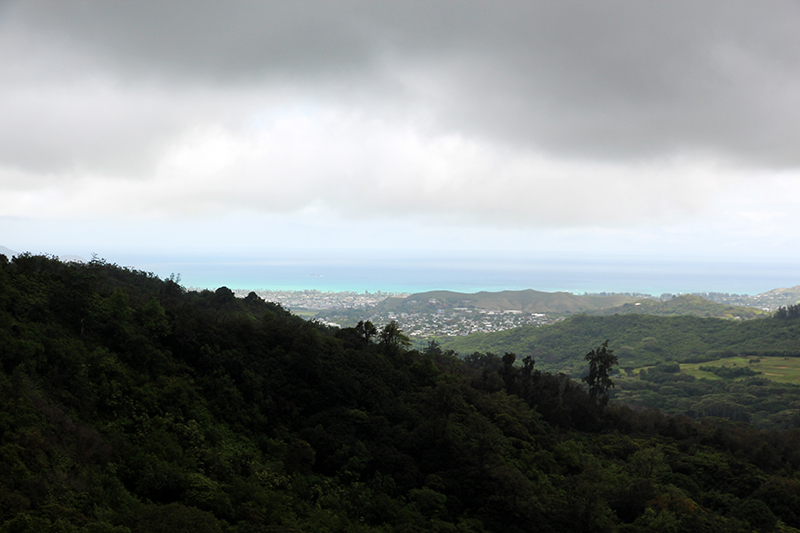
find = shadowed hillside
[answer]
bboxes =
[3,253,800,532]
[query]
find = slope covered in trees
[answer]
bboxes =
[3,254,800,532]
[371,291,763,319]
[373,289,640,315]
[437,313,800,375]
[585,294,765,320]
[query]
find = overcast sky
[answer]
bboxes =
[2,1,800,270]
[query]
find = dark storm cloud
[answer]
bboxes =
[7,0,800,168]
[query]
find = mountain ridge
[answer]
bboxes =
[374,288,642,315]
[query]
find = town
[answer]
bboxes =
[364,307,555,337]
[232,288,407,311]
[229,286,800,339]
[232,289,558,337]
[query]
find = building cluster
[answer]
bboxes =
[230,286,800,338]
[233,289,408,310]
[691,291,800,311]
[231,288,555,337]
[366,308,555,337]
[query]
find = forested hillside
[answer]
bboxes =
[586,294,764,320]
[437,313,800,375]
[3,254,800,532]
[374,289,640,315]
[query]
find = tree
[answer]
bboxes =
[520,355,536,399]
[355,320,378,342]
[500,352,517,393]
[775,304,800,320]
[423,339,443,357]
[582,340,618,407]
[378,320,411,353]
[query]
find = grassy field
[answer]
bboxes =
[673,356,800,384]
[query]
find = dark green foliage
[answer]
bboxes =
[655,362,681,374]
[774,303,800,320]
[3,255,800,532]
[615,371,800,430]
[698,365,762,379]
[583,340,618,407]
[439,313,800,374]
[354,320,377,342]
[378,320,411,354]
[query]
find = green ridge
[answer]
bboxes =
[2,253,800,532]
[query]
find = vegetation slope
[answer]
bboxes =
[436,313,800,375]
[3,254,800,533]
[586,294,765,320]
[374,289,640,315]
[374,291,764,319]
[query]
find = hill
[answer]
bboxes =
[4,254,800,532]
[437,313,800,374]
[758,285,800,307]
[587,294,765,319]
[373,290,765,322]
[374,289,641,315]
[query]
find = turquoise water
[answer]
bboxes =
[112,252,799,296]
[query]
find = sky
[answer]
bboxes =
[2,1,800,290]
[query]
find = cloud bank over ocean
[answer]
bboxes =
[2,1,799,269]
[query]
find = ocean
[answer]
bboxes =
[114,252,799,297]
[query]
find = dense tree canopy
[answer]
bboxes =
[2,254,800,532]
[438,312,800,374]
[583,340,618,407]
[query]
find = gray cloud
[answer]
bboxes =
[3,0,800,242]
[5,0,800,169]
